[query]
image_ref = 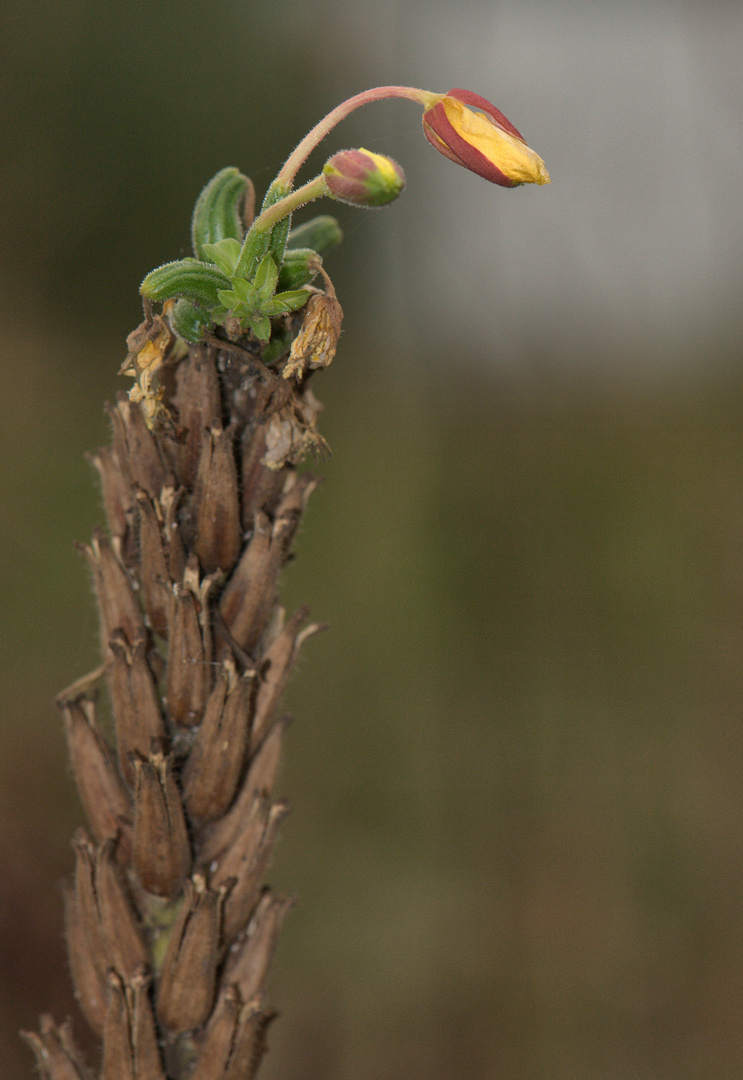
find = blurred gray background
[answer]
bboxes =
[2,1,743,1078]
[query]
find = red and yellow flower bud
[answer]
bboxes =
[422,88,550,188]
[323,148,405,207]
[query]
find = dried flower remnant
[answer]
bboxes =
[119,312,176,428]
[282,262,343,382]
[31,82,548,1079]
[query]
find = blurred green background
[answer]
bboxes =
[2,2,743,1078]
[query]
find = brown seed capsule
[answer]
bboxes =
[199,715,291,864]
[224,1003,275,1080]
[182,662,254,823]
[63,882,108,1036]
[74,831,149,979]
[87,444,135,557]
[251,606,324,752]
[21,1015,90,1080]
[221,800,291,945]
[73,831,110,987]
[60,699,133,852]
[109,393,167,502]
[160,483,187,586]
[101,972,135,1080]
[275,468,319,525]
[210,795,270,891]
[190,986,241,1080]
[156,876,223,1034]
[218,511,274,653]
[81,530,145,655]
[222,891,293,1004]
[170,346,222,489]
[96,842,150,976]
[166,567,208,727]
[219,471,316,653]
[132,752,191,897]
[108,634,167,787]
[129,968,166,1080]
[192,987,275,1080]
[135,491,173,637]
[260,388,328,470]
[194,425,242,575]
[101,969,166,1080]
[240,424,287,531]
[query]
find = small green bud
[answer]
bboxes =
[140,259,232,307]
[286,215,343,254]
[168,299,212,344]
[277,248,321,291]
[279,216,344,291]
[323,148,405,207]
[191,167,254,260]
[201,238,243,276]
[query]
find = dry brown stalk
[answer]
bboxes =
[24,330,328,1079]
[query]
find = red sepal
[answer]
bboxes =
[446,88,526,142]
[423,101,516,187]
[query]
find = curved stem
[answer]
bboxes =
[235,175,329,277]
[276,85,440,188]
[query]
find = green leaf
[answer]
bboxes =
[140,260,232,306]
[191,167,252,260]
[231,276,260,306]
[265,289,311,316]
[286,215,343,254]
[253,254,278,301]
[250,314,272,342]
[201,238,242,276]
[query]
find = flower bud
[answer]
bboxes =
[323,148,405,207]
[422,88,550,187]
